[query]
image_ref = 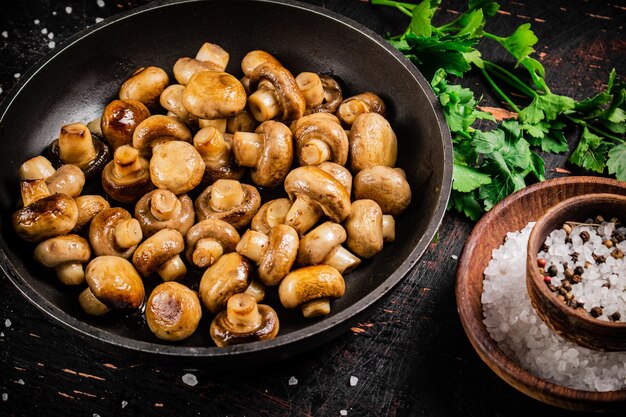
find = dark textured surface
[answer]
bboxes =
[0,1,625,416]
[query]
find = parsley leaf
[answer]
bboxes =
[453,162,492,192]
[518,93,576,124]
[449,190,484,221]
[569,127,610,173]
[607,143,626,181]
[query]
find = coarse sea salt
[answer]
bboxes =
[482,222,626,392]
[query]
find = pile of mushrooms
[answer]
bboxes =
[11,42,412,348]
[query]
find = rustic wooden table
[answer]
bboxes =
[0,0,624,416]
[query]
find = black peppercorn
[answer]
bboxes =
[594,215,605,224]
[573,266,584,275]
[571,274,582,283]
[580,231,590,242]
[590,306,603,318]
[611,249,624,259]
[610,311,621,322]
[547,265,558,277]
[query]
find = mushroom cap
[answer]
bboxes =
[119,66,169,109]
[12,193,78,242]
[248,121,293,188]
[85,256,145,311]
[89,207,138,258]
[101,99,151,150]
[195,182,261,230]
[293,113,349,166]
[258,224,299,286]
[182,71,247,120]
[194,128,245,184]
[199,252,252,314]
[337,92,386,125]
[135,190,195,237]
[173,57,222,85]
[353,166,412,216]
[344,199,384,259]
[284,166,351,223]
[251,198,292,235]
[159,84,198,127]
[241,50,283,76]
[132,115,193,156]
[101,146,154,204]
[149,141,205,195]
[316,161,353,197]
[45,164,85,198]
[296,222,346,266]
[349,112,397,173]
[73,195,111,233]
[34,234,91,268]
[184,219,240,264]
[146,281,202,341]
[278,265,345,309]
[132,229,185,278]
[249,62,306,121]
[305,75,343,115]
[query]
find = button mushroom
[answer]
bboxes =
[34,234,91,285]
[240,50,283,84]
[232,120,293,188]
[337,92,386,126]
[247,61,306,122]
[353,166,412,216]
[173,57,222,86]
[18,155,55,181]
[194,179,261,230]
[13,193,78,242]
[344,199,395,259]
[73,195,110,234]
[236,224,299,286]
[185,219,240,268]
[210,293,279,347]
[146,281,202,341]
[101,145,154,204]
[304,74,343,115]
[79,256,145,315]
[45,164,85,198]
[132,229,186,282]
[349,112,397,173]
[283,166,351,235]
[101,99,151,150]
[47,122,111,179]
[296,72,324,108]
[194,126,244,184]
[251,198,292,235]
[195,42,229,70]
[134,189,194,237]
[89,207,143,259]
[199,252,252,314]
[291,113,348,166]
[316,161,353,197]
[149,141,205,195]
[182,71,247,120]
[278,265,345,318]
[226,108,258,134]
[159,85,198,127]
[297,222,360,274]
[119,66,169,109]
[132,115,193,157]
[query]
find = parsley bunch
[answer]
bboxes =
[372,0,626,220]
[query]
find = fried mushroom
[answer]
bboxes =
[132,229,186,281]
[135,189,194,237]
[194,179,261,230]
[146,282,202,341]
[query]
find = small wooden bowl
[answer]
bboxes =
[456,176,626,411]
[527,193,626,351]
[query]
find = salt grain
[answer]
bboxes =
[451,255,458,260]
[182,373,198,386]
[288,376,298,386]
[482,222,626,392]
[34,19,40,25]
[41,28,48,35]
[1,31,7,38]
[1,393,7,401]
[4,319,11,327]
[349,376,358,387]
[16,379,24,385]
[340,410,348,416]
[121,400,128,408]
[65,7,73,14]
[95,17,104,23]
[48,41,55,49]
[97,0,106,7]
[48,32,54,39]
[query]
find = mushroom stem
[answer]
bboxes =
[300,139,331,166]
[194,127,229,160]
[285,196,323,235]
[301,298,331,318]
[248,86,280,122]
[114,218,143,249]
[324,246,361,274]
[59,123,97,167]
[225,293,262,331]
[56,262,85,285]
[265,199,291,228]
[19,156,55,180]
[79,287,110,316]
[245,281,266,303]
[199,118,227,133]
[112,145,144,178]
[196,42,229,70]
[150,190,182,221]
[157,255,187,282]
[192,238,225,268]
[20,179,50,207]
[232,131,263,167]
[296,72,324,108]
[236,230,269,263]
[210,179,245,212]
[382,215,396,242]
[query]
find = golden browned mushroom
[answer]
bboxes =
[283,166,351,235]
[337,92,386,126]
[79,256,145,315]
[132,115,193,157]
[18,157,85,202]
[159,84,198,127]
[119,66,169,109]
[316,161,353,197]
[291,113,348,166]
[232,120,293,188]
[236,224,299,286]
[101,99,151,150]
[72,195,110,233]
[132,229,186,281]
[305,75,343,115]
[194,127,244,184]
[297,222,360,274]
[194,179,261,230]
[344,199,395,259]
[173,57,221,86]
[240,50,283,79]
[226,108,258,133]
[353,166,412,216]
[34,234,91,285]
[210,293,279,347]
[146,281,202,341]
[13,193,78,242]
[182,71,247,120]
[185,219,240,268]
[101,145,154,204]
[89,207,143,259]
[199,252,252,314]
[195,42,229,70]
[247,61,306,122]
[296,72,324,108]
[45,164,85,198]
[47,123,111,179]
[134,189,194,237]
[349,112,397,173]
[251,198,292,235]
[278,265,345,318]
[149,141,205,195]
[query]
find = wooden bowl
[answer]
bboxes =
[456,176,626,411]
[527,193,626,351]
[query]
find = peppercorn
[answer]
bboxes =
[565,292,574,301]
[547,283,557,292]
[561,280,572,292]
[611,249,624,259]
[537,258,546,268]
[580,230,590,242]
[590,306,603,318]
[556,294,566,304]
[594,215,605,224]
[547,264,558,277]
[613,230,626,242]
[557,286,568,296]
[564,268,574,280]
[543,275,552,284]
[571,253,579,262]
[603,239,613,248]
[610,311,621,322]
[574,266,584,275]
[562,223,572,234]
[575,306,587,315]
[571,274,582,284]
[592,254,606,264]
[584,261,592,268]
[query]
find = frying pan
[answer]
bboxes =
[0,0,452,366]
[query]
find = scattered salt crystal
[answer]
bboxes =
[52,11,57,16]
[121,400,128,408]
[16,379,24,385]
[48,41,55,49]
[34,19,40,25]
[65,6,73,14]
[451,254,458,260]
[182,373,198,386]
[41,28,48,34]
[48,32,54,39]
[1,393,6,401]
[349,376,358,386]
[4,319,11,327]
[1,31,7,38]
[95,17,104,23]
[97,0,106,7]
[340,410,348,416]
[0,332,4,337]
[288,376,298,386]
[93,414,100,417]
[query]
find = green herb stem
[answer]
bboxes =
[566,116,626,143]
[370,0,414,18]
[479,67,522,113]
[483,61,537,98]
